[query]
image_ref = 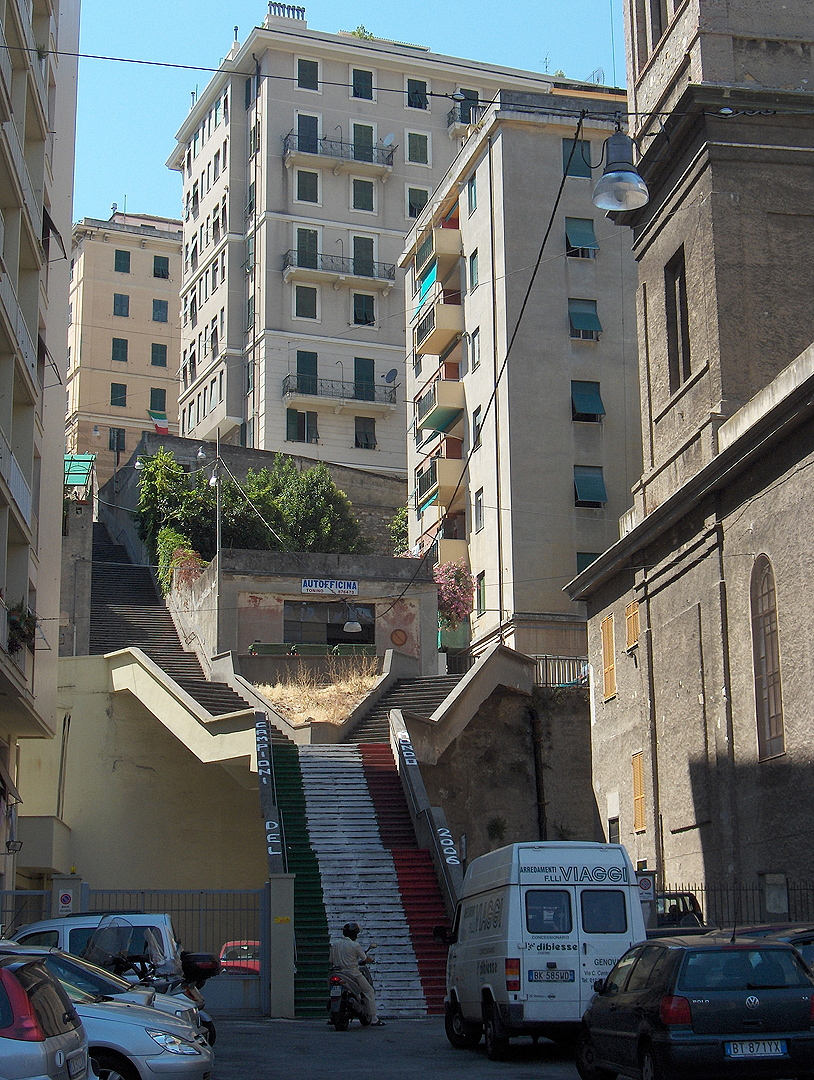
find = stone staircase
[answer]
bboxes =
[350,674,465,742]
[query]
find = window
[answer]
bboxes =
[114,249,130,273]
[352,236,374,277]
[355,416,376,449]
[472,406,482,449]
[563,138,592,178]
[297,114,318,154]
[474,488,484,533]
[113,293,129,317]
[108,428,125,452]
[574,465,607,507]
[354,356,375,400]
[569,298,602,340]
[68,302,72,325]
[565,217,599,258]
[352,178,374,212]
[665,246,691,392]
[601,613,616,700]
[470,326,480,370]
[296,227,318,269]
[353,293,375,326]
[153,255,170,279]
[607,817,620,845]
[407,186,429,219]
[296,350,317,394]
[469,250,479,289]
[581,891,628,934]
[295,285,318,319]
[407,78,428,109]
[467,173,477,215]
[297,58,319,91]
[352,68,373,100]
[297,170,319,203]
[248,120,261,157]
[152,299,169,323]
[213,150,220,180]
[576,552,601,574]
[111,337,128,363]
[150,387,166,412]
[751,555,785,760]
[625,600,640,650]
[286,408,319,443]
[407,132,429,164]
[353,123,374,163]
[525,890,572,934]
[571,381,605,422]
[476,572,486,616]
[632,751,646,831]
[110,382,127,407]
[151,343,167,367]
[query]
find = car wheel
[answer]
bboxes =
[484,1008,510,1061]
[90,1051,139,1080]
[640,1046,664,1080]
[575,1027,617,1080]
[444,1001,482,1049]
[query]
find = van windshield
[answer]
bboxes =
[580,890,628,933]
[526,890,572,934]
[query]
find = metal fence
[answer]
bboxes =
[664,882,814,927]
[0,889,51,936]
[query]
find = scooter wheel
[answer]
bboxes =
[359,1014,371,1027]
[202,1019,216,1046]
[332,1015,350,1031]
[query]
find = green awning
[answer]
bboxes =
[574,466,607,504]
[565,218,599,250]
[419,260,437,302]
[571,381,605,416]
[569,299,603,332]
[418,491,438,513]
[64,454,95,487]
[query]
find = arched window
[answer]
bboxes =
[751,555,784,759]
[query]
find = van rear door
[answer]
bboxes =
[577,887,634,1012]
[521,887,581,1020]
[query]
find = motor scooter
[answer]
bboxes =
[327,944,376,1031]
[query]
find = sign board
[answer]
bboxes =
[255,713,285,875]
[636,872,656,902]
[59,891,73,915]
[301,578,358,595]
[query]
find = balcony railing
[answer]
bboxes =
[0,423,32,525]
[283,249,395,282]
[0,118,43,238]
[282,372,396,405]
[416,459,437,501]
[0,257,37,386]
[534,655,590,688]
[283,132,395,168]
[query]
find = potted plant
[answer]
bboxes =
[8,601,36,654]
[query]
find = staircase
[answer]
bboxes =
[350,674,464,742]
[89,524,256,720]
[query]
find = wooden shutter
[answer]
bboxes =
[625,600,640,650]
[632,751,646,832]
[601,614,616,700]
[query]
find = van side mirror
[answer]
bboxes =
[593,977,606,993]
[433,925,456,946]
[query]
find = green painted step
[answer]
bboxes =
[272,744,330,1017]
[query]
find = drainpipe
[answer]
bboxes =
[487,134,505,641]
[529,705,547,840]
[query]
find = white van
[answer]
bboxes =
[437,841,647,1059]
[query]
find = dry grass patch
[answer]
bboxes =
[255,655,380,727]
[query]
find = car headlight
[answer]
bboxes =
[147,1029,201,1055]
[173,1006,198,1024]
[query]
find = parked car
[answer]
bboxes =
[576,933,814,1080]
[218,941,260,975]
[656,892,704,928]
[735,926,814,969]
[0,952,88,1080]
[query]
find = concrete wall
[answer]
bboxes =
[59,499,94,657]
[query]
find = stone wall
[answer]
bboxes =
[59,499,94,657]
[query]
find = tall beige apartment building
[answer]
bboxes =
[166,3,621,474]
[401,92,641,659]
[66,213,183,486]
[0,0,79,889]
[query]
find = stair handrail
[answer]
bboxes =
[389,709,463,920]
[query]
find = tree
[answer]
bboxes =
[434,561,475,630]
[279,461,365,553]
[350,25,374,39]
[390,505,409,556]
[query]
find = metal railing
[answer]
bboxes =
[415,306,436,349]
[281,372,395,404]
[0,118,42,240]
[283,249,395,281]
[282,132,395,167]
[0,21,12,100]
[662,881,814,928]
[0,423,32,525]
[534,655,589,687]
[416,459,437,501]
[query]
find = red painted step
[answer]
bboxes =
[359,743,450,1014]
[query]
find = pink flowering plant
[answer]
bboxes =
[434,560,475,630]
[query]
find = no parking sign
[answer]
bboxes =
[59,891,73,915]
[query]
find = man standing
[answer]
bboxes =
[329,922,385,1027]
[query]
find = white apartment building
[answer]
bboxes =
[0,0,79,888]
[167,3,622,475]
[401,92,642,660]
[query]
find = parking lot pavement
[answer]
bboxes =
[214,1017,581,1079]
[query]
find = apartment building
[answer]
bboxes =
[166,3,623,475]
[401,92,641,659]
[0,0,80,888]
[66,213,182,486]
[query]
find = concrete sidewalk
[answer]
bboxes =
[214,1017,580,1079]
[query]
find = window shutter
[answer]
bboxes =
[625,601,640,650]
[601,613,616,700]
[286,409,299,441]
[632,751,646,832]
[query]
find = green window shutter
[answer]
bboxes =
[153,299,169,323]
[576,552,602,574]
[568,298,602,332]
[352,179,374,211]
[563,138,592,178]
[295,286,317,319]
[306,412,318,442]
[151,343,168,367]
[574,466,608,504]
[408,188,428,218]
[353,124,374,162]
[287,408,300,441]
[571,381,605,417]
[111,338,128,363]
[352,69,373,99]
[297,350,318,393]
[114,249,130,273]
[297,229,318,268]
[353,236,374,276]
[407,79,428,109]
[298,171,319,202]
[298,58,319,90]
[113,293,129,317]
[110,382,127,407]
[408,133,428,164]
[354,357,375,400]
[297,114,318,153]
[565,218,599,250]
[353,294,374,325]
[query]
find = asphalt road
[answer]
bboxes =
[214,1017,581,1079]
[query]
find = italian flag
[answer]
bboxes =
[148,410,169,434]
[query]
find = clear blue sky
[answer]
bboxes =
[73,0,625,222]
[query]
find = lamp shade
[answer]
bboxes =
[592,131,649,211]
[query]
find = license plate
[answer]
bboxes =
[68,1052,86,1079]
[528,969,575,982]
[330,985,342,997]
[725,1040,787,1058]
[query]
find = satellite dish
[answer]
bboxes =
[382,133,395,147]
[384,368,399,384]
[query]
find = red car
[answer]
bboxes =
[219,940,260,974]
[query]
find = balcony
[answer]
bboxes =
[414,226,461,280]
[282,249,396,292]
[414,288,463,356]
[415,376,464,432]
[416,455,465,512]
[283,132,395,178]
[0,255,37,393]
[281,372,397,415]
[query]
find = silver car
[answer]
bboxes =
[0,953,88,1080]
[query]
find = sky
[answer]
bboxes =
[72,0,626,223]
